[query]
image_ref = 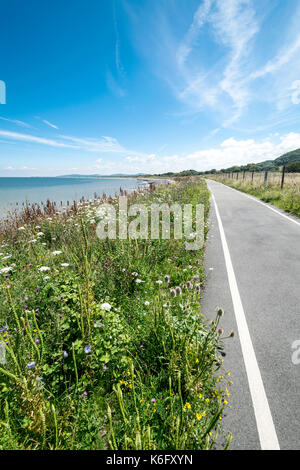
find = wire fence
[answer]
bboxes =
[208,167,300,189]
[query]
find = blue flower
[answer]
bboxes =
[63,351,68,358]
[84,345,91,354]
[26,361,36,369]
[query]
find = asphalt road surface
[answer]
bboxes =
[201,179,300,450]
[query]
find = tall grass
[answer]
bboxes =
[0,179,232,449]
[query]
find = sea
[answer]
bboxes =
[0,177,146,218]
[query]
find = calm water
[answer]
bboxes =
[0,177,145,217]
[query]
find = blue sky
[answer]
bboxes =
[1,0,300,176]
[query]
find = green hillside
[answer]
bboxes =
[273,148,300,166]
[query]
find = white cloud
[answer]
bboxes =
[177,0,213,67]
[174,0,259,123]
[290,80,300,105]
[114,132,300,174]
[0,130,78,149]
[251,34,300,80]
[42,119,59,129]
[0,116,31,128]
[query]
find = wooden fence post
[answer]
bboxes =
[236,172,239,180]
[243,170,246,180]
[281,165,286,189]
[251,171,254,183]
[264,171,268,185]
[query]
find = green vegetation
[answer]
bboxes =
[286,161,300,173]
[0,179,232,450]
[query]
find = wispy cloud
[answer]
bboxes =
[176,0,259,124]
[0,130,79,149]
[42,119,59,129]
[0,128,147,159]
[0,116,31,128]
[176,0,213,68]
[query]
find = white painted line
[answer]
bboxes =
[210,191,280,450]
[212,180,300,228]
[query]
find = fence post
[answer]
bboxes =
[237,172,239,180]
[251,171,254,183]
[281,165,286,189]
[243,170,246,180]
[264,171,268,185]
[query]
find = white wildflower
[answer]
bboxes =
[0,267,13,274]
[39,266,50,272]
[52,251,62,256]
[101,302,112,311]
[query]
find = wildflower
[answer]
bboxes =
[144,301,150,306]
[26,361,36,369]
[35,339,39,343]
[36,232,44,237]
[103,365,108,370]
[84,345,91,354]
[175,286,182,296]
[61,263,69,267]
[36,376,42,381]
[183,402,191,411]
[0,267,13,274]
[193,275,199,281]
[186,281,193,289]
[164,275,170,284]
[156,280,163,285]
[52,251,62,256]
[151,398,156,403]
[196,413,202,421]
[29,239,37,243]
[195,284,201,293]
[18,226,26,231]
[135,279,144,283]
[39,266,50,272]
[170,288,176,298]
[101,302,112,311]
[217,307,224,317]
[63,351,68,358]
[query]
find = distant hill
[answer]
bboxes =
[57,173,146,178]
[273,148,300,166]
[222,148,300,173]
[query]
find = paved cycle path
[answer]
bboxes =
[201,179,300,450]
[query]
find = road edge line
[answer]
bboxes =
[210,190,280,450]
